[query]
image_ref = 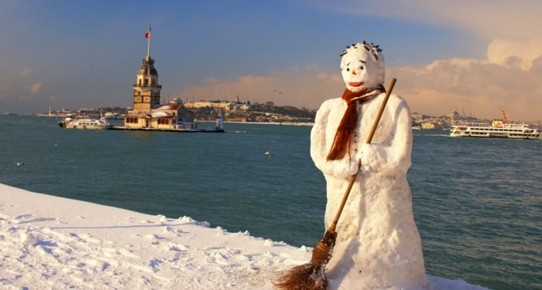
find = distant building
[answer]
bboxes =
[421,122,436,130]
[448,110,462,122]
[183,101,232,112]
[131,56,161,113]
[411,112,422,121]
[123,27,195,130]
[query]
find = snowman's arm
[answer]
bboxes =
[358,96,412,175]
[310,101,359,179]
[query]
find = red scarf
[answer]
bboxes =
[326,86,385,161]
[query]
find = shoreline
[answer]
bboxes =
[0,183,309,289]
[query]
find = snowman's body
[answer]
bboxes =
[310,42,427,289]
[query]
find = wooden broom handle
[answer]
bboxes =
[329,78,397,232]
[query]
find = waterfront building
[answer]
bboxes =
[123,26,195,130]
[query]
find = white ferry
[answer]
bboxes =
[59,116,112,130]
[450,119,540,139]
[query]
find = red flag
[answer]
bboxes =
[145,24,151,39]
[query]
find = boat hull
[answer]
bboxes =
[64,124,112,130]
[59,117,112,130]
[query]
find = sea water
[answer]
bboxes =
[0,115,540,290]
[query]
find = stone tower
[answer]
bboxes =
[132,25,161,113]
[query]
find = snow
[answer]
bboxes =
[149,111,170,118]
[0,183,489,289]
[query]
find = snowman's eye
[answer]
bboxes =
[359,60,366,71]
[346,68,350,72]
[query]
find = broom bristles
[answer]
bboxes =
[275,230,336,289]
[274,262,328,290]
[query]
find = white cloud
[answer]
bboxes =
[487,38,542,71]
[0,69,43,105]
[21,68,33,76]
[28,82,42,94]
[390,52,542,121]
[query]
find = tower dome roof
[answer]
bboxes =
[138,56,158,76]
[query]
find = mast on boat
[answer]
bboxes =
[501,109,509,124]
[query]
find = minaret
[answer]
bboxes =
[132,24,161,113]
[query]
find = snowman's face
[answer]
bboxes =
[340,43,385,92]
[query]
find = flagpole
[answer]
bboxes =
[146,24,151,59]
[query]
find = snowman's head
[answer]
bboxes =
[340,41,385,92]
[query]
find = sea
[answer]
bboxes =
[0,115,540,290]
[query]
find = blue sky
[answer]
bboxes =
[1,0,541,121]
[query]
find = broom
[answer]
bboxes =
[275,78,397,290]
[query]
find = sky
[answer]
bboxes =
[1,0,541,121]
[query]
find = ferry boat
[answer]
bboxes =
[59,116,112,130]
[450,119,540,139]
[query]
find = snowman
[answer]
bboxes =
[310,41,428,289]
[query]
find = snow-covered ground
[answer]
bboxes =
[0,183,488,289]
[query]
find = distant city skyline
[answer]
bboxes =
[1,1,541,121]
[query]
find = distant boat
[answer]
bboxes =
[59,115,112,130]
[174,120,199,132]
[103,112,124,119]
[450,111,540,140]
[198,111,225,133]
